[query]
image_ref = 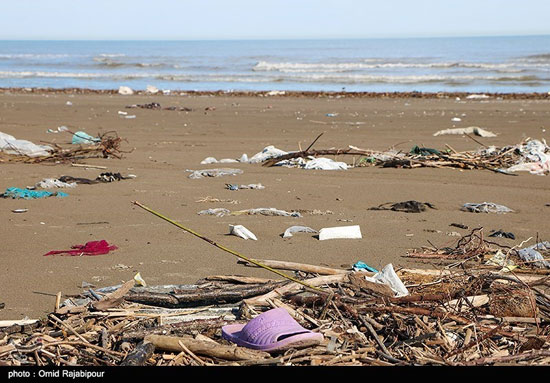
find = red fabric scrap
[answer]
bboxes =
[43,240,117,256]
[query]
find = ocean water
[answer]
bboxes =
[1,36,550,93]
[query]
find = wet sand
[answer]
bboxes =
[0,90,549,320]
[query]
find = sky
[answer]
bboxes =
[1,0,550,40]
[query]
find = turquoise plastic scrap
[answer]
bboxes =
[72,131,100,145]
[353,261,378,273]
[2,187,68,199]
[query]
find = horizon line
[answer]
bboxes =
[1,33,550,42]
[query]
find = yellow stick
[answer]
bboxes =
[132,201,327,293]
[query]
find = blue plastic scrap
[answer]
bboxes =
[353,261,378,273]
[1,187,68,199]
[72,131,100,145]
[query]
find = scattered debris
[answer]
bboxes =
[1,188,68,199]
[370,201,436,213]
[118,86,134,95]
[35,178,77,189]
[433,127,497,137]
[188,168,243,179]
[364,263,409,297]
[282,226,317,238]
[450,223,469,230]
[43,240,118,257]
[489,230,516,240]
[352,261,378,273]
[225,183,265,191]
[229,225,257,241]
[72,131,100,145]
[461,202,513,214]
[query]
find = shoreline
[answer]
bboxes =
[1,87,550,99]
[0,91,549,321]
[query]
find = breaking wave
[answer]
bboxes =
[0,70,544,85]
[253,60,549,73]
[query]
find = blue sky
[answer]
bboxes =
[2,0,550,40]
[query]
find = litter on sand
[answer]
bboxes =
[43,240,118,256]
[488,230,516,240]
[71,131,101,145]
[370,200,436,213]
[1,187,68,199]
[198,207,300,218]
[352,261,378,273]
[197,208,232,217]
[461,202,513,214]
[282,226,317,238]
[187,168,244,179]
[229,225,257,240]
[364,263,409,297]
[303,157,348,170]
[318,225,362,240]
[231,208,301,218]
[433,127,497,137]
[517,242,550,268]
[35,178,77,189]
[225,183,265,190]
[0,131,53,157]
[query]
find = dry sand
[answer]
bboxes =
[0,91,549,320]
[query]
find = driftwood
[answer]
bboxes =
[144,334,270,361]
[125,282,283,308]
[92,280,135,311]
[244,274,349,305]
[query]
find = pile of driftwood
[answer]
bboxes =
[262,138,537,176]
[2,249,550,366]
[0,131,130,164]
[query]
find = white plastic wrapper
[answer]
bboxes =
[0,131,53,157]
[35,178,77,189]
[282,226,317,238]
[364,263,409,297]
[248,145,288,164]
[304,157,348,170]
[229,225,257,240]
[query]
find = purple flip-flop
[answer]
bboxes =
[222,307,324,352]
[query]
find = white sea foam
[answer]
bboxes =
[253,60,550,73]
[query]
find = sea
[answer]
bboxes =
[1,36,549,93]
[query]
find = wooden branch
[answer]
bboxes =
[244,274,349,306]
[144,334,270,361]
[126,282,283,308]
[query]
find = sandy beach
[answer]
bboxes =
[1,90,549,320]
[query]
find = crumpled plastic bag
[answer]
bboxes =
[231,208,302,218]
[282,226,317,238]
[304,157,348,170]
[248,145,288,164]
[35,178,77,189]
[518,242,550,268]
[197,208,231,217]
[364,264,409,297]
[72,131,100,145]
[433,127,497,137]
[461,202,513,214]
[0,131,53,157]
